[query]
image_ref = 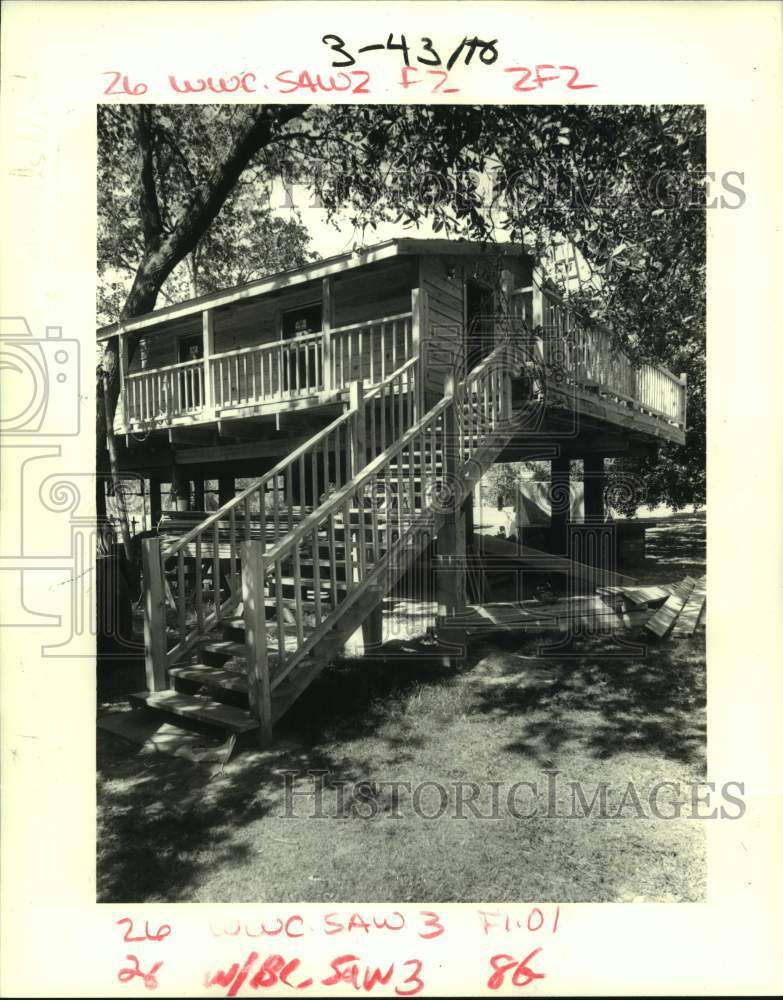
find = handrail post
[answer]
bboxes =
[436,374,467,656]
[349,379,366,475]
[202,308,215,420]
[241,540,273,747]
[531,268,545,367]
[322,276,333,392]
[679,371,688,428]
[118,329,129,433]
[142,537,168,692]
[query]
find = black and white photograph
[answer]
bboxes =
[95,101,708,904]
[2,2,782,996]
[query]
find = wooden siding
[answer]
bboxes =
[127,258,418,375]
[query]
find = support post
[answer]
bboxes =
[148,478,162,529]
[435,375,467,654]
[550,454,571,554]
[349,379,366,475]
[362,601,384,651]
[171,463,190,512]
[193,477,205,512]
[411,286,426,419]
[531,267,545,366]
[218,475,234,506]
[241,540,273,747]
[141,537,168,692]
[118,330,130,433]
[679,371,688,428]
[583,454,607,522]
[202,308,215,418]
[322,276,333,391]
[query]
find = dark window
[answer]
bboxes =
[178,335,203,363]
[282,303,321,338]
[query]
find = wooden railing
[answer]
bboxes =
[153,357,422,671]
[636,364,687,423]
[125,358,204,424]
[537,285,686,424]
[248,338,512,693]
[123,314,415,426]
[211,332,323,409]
[142,341,510,703]
[331,313,413,391]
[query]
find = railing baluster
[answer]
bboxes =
[244,496,252,542]
[229,505,237,595]
[195,535,203,630]
[177,550,186,641]
[275,563,286,667]
[212,520,221,617]
[273,478,280,546]
[343,498,354,590]
[311,527,322,626]
[285,464,293,532]
[328,509,339,611]
[292,539,304,644]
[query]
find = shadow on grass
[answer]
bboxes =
[462,632,706,768]
[98,514,706,902]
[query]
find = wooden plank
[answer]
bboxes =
[241,540,273,746]
[141,537,168,692]
[169,664,249,694]
[645,577,697,638]
[670,581,707,638]
[597,584,674,606]
[129,690,258,734]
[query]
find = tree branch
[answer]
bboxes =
[130,106,163,249]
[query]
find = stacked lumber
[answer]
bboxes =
[596,574,706,640]
[670,577,707,637]
[644,574,706,639]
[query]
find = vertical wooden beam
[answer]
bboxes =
[679,371,688,428]
[436,376,467,651]
[218,475,234,506]
[531,266,545,366]
[193,476,205,512]
[171,463,190,512]
[202,308,215,418]
[583,454,607,521]
[498,266,514,348]
[349,379,366,476]
[322,276,333,391]
[465,488,475,549]
[550,454,571,554]
[141,537,168,692]
[148,478,162,529]
[411,286,424,359]
[241,540,273,747]
[362,601,384,651]
[118,330,130,432]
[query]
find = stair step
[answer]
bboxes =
[200,639,248,658]
[129,690,258,734]
[169,663,249,694]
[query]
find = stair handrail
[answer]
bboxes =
[256,339,512,689]
[162,407,356,559]
[163,356,420,560]
[262,341,511,568]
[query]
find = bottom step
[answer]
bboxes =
[129,690,259,734]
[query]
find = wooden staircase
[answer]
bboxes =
[132,345,520,748]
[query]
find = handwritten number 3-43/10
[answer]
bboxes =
[322,34,499,69]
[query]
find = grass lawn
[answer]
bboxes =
[97,514,706,903]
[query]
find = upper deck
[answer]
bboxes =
[99,239,686,448]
